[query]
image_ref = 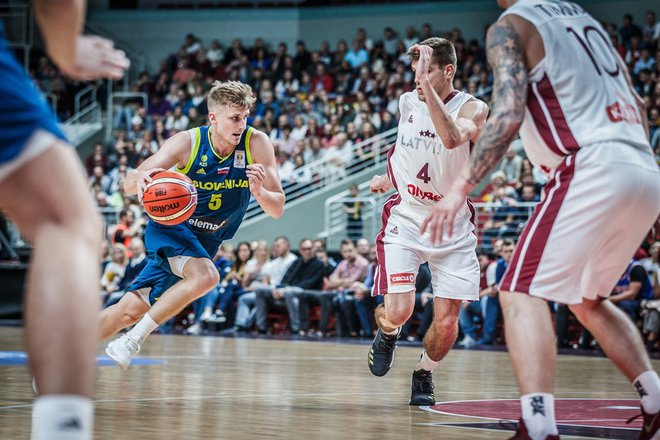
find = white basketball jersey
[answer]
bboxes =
[387,90,474,237]
[501,0,651,170]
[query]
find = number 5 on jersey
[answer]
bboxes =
[417,163,431,184]
[209,193,222,210]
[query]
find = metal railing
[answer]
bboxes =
[243,126,398,222]
[74,85,98,116]
[106,89,149,142]
[61,101,102,146]
[324,185,539,249]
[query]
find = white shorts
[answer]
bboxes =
[372,196,480,301]
[500,143,660,304]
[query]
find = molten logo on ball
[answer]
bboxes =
[148,202,181,214]
[143,171,198,226]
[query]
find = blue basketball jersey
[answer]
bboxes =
[177,125,253,243]
[0,22,66,165]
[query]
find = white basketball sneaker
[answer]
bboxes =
[105,334,140,370]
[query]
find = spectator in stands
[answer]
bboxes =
[345,39,369,70]
[643,11,660,42]
[89,165,112,194]
[105,238,148,307]
[310,239,368,337]
[254,238,320,334]
[101,244,129,302]
[85,142,108,176]
[205,242,253,325]
[112,209,145,255]
[498,146,523,183]
[611,259,655,321]
[458,248,494,347]
[294,40,312,74]
[634,49,656,76]
[620,13,643,49]
[344,184,364,242]
[479,239,514,345]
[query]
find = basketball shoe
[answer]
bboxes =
[368,328,400,376]
[508,418,560,439]
[105,334,140,370]
[409,369,435,405]
[627,406,660,440]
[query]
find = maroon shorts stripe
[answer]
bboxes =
[500,156,576,293]
[373,194,401,296]
[527,82,564,157]
[536,75,579,153]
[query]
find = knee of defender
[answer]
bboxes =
[121,309,145,326]
[434,313,459,334]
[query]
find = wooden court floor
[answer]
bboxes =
[1,326,657,439]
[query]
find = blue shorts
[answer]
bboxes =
[128,220,221,305]
[0,26,66,175]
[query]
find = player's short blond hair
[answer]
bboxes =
[207,80,256,111]
[407,37,457,70]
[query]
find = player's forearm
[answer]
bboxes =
[34,0,84,71]
[253,188,285,219]
[419,76,463,149]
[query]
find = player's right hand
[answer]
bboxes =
[57,35,130,81]
[370,175,392,194]
[135,168,165,203]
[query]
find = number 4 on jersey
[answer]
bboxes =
[416,163,431,184]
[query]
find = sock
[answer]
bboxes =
[32,395,93,440]
[520,393,558,440]
[415,351,439,373]
[125,313,158,345]
[634,370,660,414]
[382,327,400,337]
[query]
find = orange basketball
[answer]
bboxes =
[142,171,197,226]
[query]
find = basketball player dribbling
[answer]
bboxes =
[0,1,129,438]
[423,1,660,439]
[100,81,284,369]
[367,38,489,405]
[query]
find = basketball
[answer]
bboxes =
[142,171,197,226]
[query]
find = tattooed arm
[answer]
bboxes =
[456,16,528,194]
[420,16,530,244]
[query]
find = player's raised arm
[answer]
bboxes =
[124,130,191,199]
[410,44,489,149]
[421,16,529,243]
[246,130,285,219]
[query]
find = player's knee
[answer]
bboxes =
[434,312,458,334]
[196,263,220,293]
[386,304,414,327]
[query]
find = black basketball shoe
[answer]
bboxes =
[367,328,400,377]
[409,369,435,406]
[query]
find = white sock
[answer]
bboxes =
[32,395,93,440]
[634,370,660,414]
[520,393,558,440]
[125,313,158,345]
[415,351,439,373]
[382,327,400,337]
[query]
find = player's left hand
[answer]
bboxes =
[420,192,465,245]
[246,164,266,196]
[410,44,433,83]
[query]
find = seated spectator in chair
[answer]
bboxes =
[227,236,297,335]
[610,259,654,321]
[101,244,129,304]
[254,238,323,334]
[481,188,519,246]
[461,240,514,346]
[207,242,253,324]
[302,239,368,337]
[458,248,494,347]
[104,238,148,307]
